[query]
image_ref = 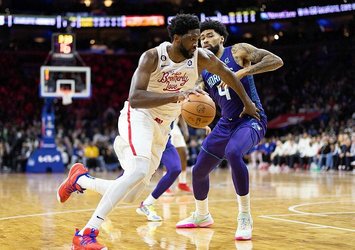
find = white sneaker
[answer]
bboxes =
[176,212,214,228]
[235,213,253,240]
[136,202,162,222]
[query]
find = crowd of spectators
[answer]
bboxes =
[249,129,355,173]
[0,37,354,173]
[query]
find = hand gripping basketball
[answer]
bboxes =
[181,93,216,129]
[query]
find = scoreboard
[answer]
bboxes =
[52,33,75,58]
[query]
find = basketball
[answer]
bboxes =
[181,94,216,128]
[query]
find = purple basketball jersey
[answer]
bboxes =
[201,46,266,121]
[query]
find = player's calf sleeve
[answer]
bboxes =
[226,127,257,196]
[226,148,250,196]
[87,156,151,226]
[161,147,182,175]
[151,147,182,198]
[192,149,221,200]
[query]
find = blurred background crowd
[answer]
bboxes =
[0,0,354,173]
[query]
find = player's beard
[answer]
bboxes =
[179,43,193,59]
[207,44,220,55]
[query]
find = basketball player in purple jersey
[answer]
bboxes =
[57,15,261,249]
[176,20,283,240]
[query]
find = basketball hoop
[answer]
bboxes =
[60,90,74,105]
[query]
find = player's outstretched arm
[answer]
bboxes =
[198,48,260,120]
[128,49,185,108]
[232,43,283,79]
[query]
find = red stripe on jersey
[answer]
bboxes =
[127,103,137,156]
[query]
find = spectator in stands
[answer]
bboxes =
[57,140,70,168]
[283,135,299,169]
[0,139,5,171]
[259,138,276,167]
[188,137,200,167]
[270,140,285,173]
[102,145,120,172]
[83,139,104,171]
[304,136,321,170]
[339,134,352,171]
[70,138,84,167]
[249,145,260,169]
[350,133,355,170]
[318,135,332,171]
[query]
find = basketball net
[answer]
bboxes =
[59,90,73,105]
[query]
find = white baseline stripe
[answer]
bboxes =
[259,215,355,232]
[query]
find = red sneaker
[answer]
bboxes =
[178,183,192,193]
[72,228,107,250]
[57,163,88,203]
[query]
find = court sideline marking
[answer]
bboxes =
[260,200,355,232]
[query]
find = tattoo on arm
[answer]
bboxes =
[232,43,283,75]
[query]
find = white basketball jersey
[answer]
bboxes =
[142,41,199,126]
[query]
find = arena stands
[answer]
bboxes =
[0,1,354,173]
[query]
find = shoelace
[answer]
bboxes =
[66,184,84,194]
[81,230,98,245]
[76,187,85,194]
[238,217,250,230]
[66,185,77,194]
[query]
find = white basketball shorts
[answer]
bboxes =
[115,101,170,183]
[170,122,186,148]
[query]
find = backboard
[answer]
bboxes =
[40,66,91,104]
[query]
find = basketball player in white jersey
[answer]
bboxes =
[57,14,260,249]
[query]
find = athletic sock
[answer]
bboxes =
[179,171,187,184]
[143,194,157,206]
[195,198,209,217]
[77,174,113,195]
[237,193,250,214]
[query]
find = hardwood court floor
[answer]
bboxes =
[0,168,354,250]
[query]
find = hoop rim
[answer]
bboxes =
[59,89,74,105]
